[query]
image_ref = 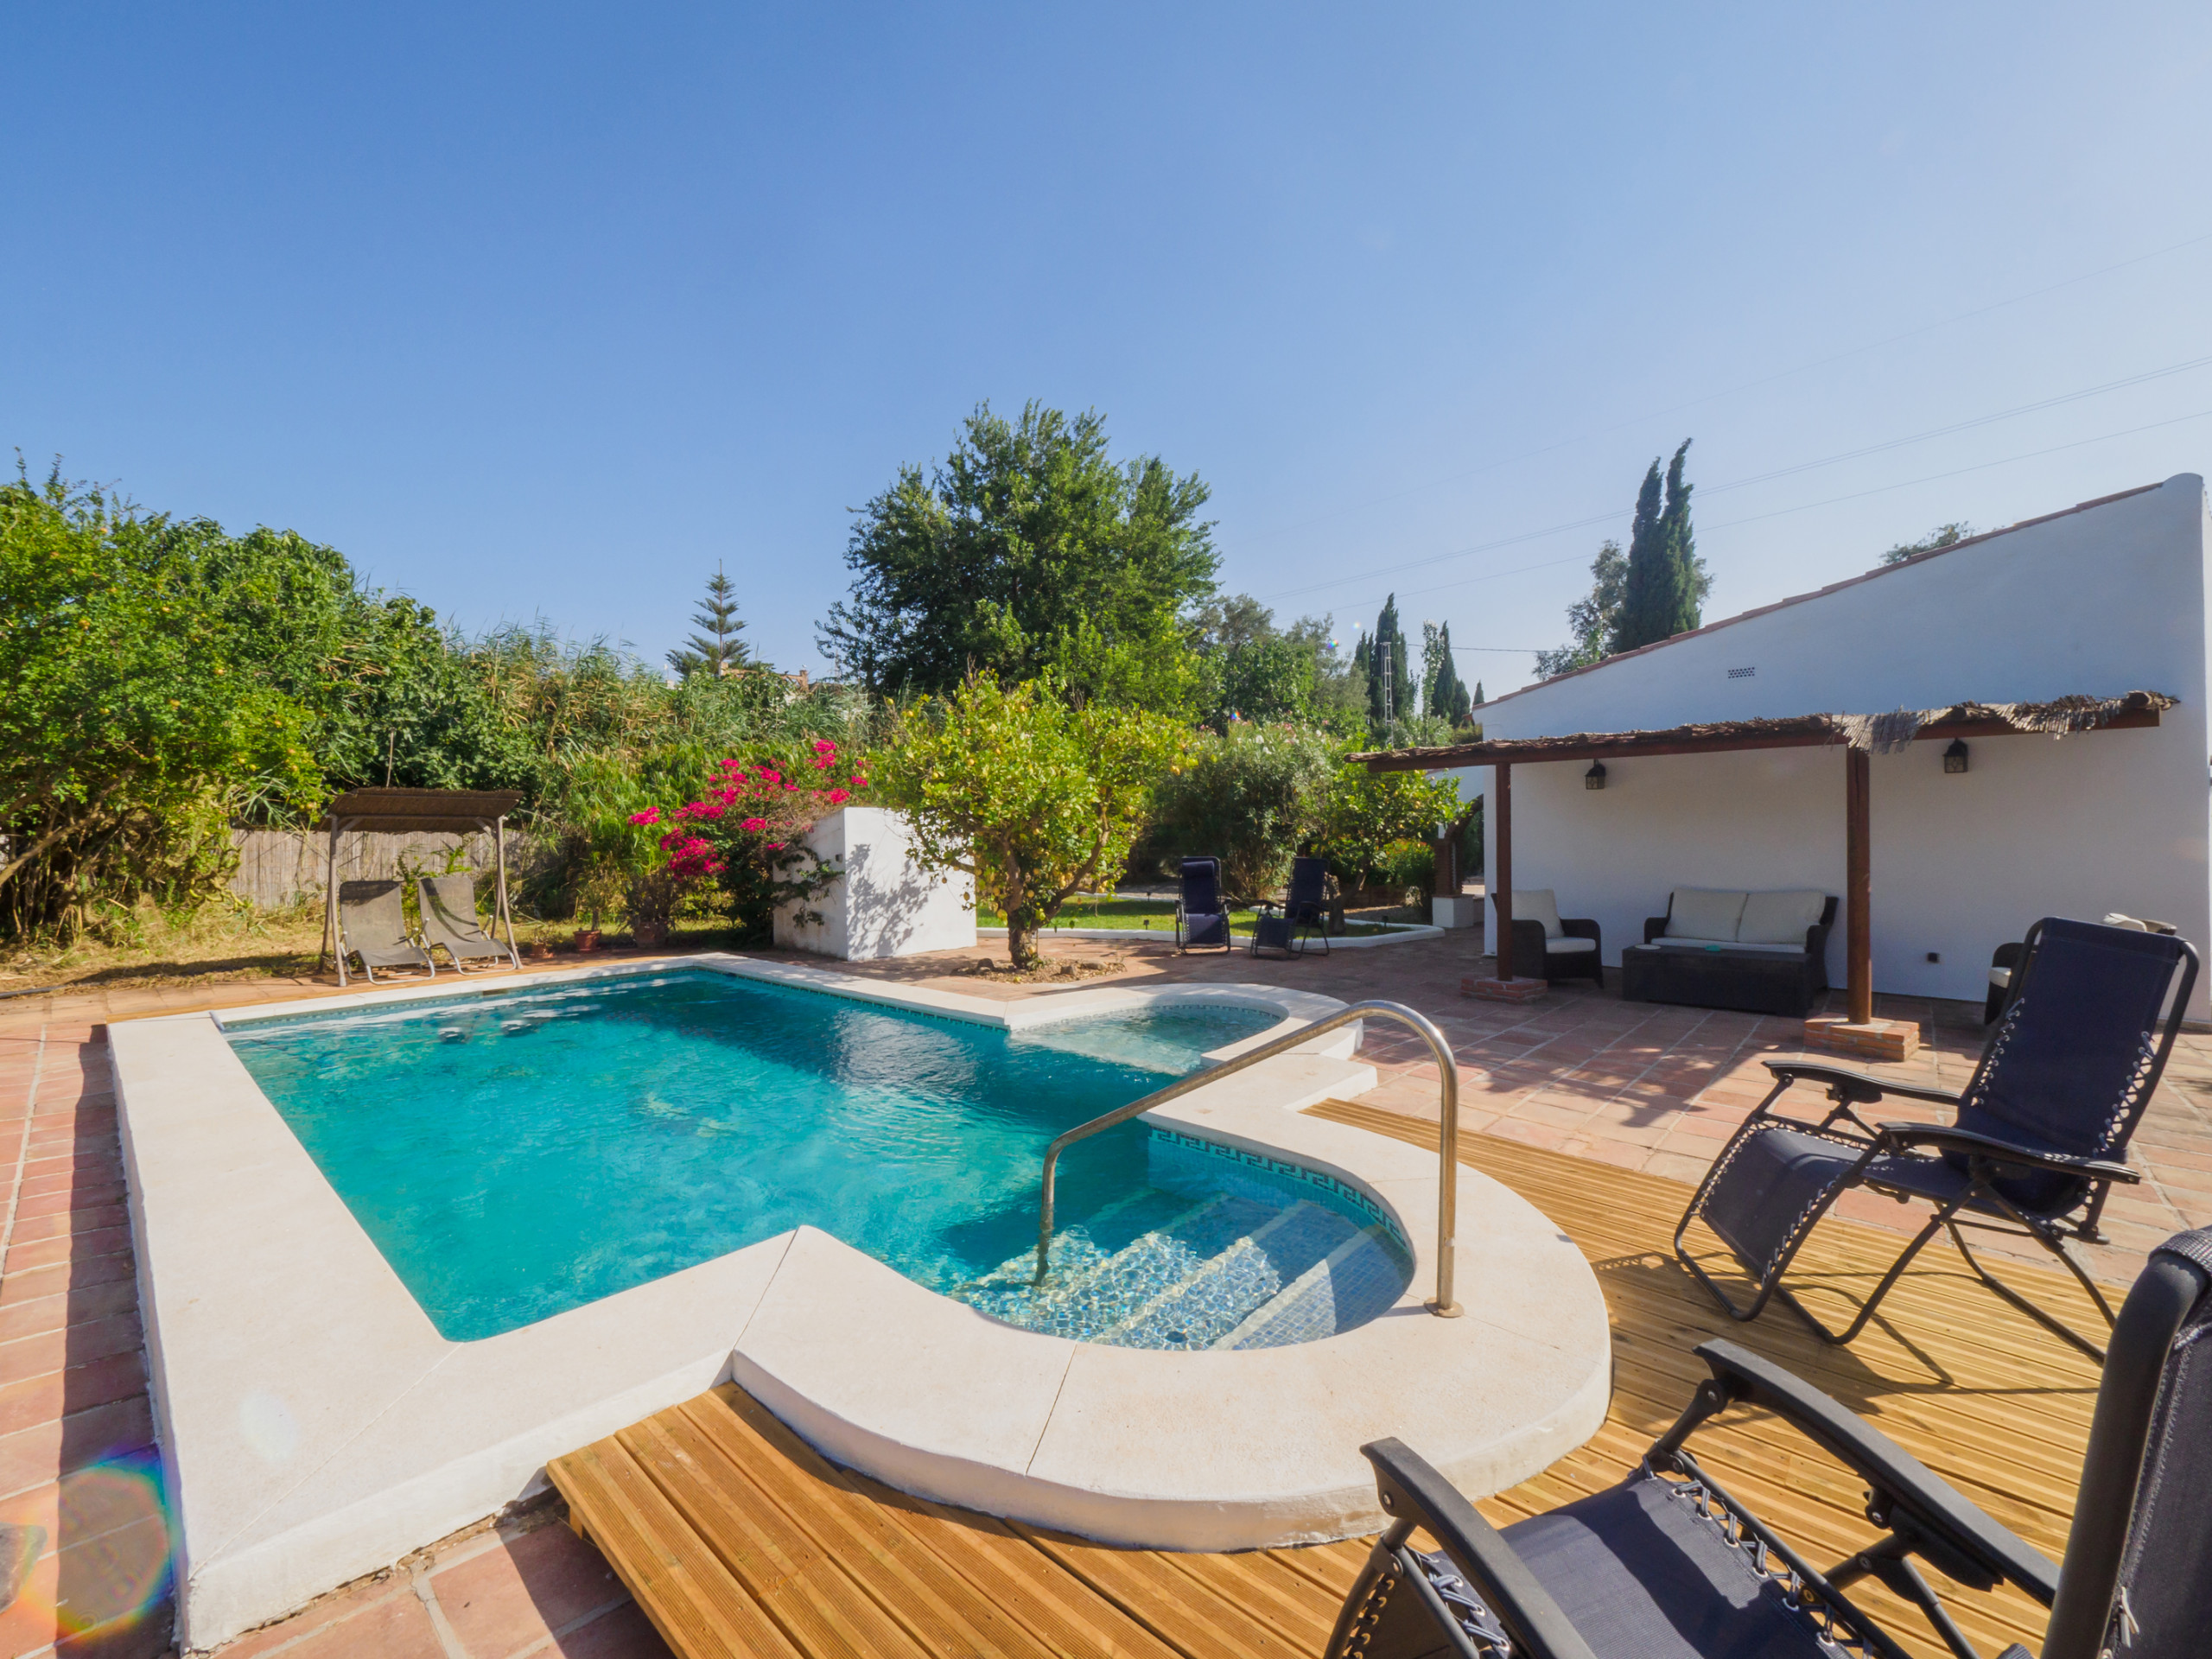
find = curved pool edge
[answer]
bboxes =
[728,1058,1612,1552]
[113,956,1609,1650]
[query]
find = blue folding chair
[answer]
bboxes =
[1175,856,1232,952]
[1331,1227,2212,1659]
[1252,855,1329,958]
[1675,916,2198,1360]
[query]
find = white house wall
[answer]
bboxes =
[1468,474,2212,1014]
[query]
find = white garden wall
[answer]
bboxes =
[1462,474,2212,1014]
[772,806,976,960]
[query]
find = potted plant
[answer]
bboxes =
[570,858,626,952]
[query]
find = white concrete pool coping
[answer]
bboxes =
[111,954,1610,1651]
[979,921,1448,948]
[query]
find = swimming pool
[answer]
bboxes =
[120,957,1612,1649]
[226,969,1411,1344]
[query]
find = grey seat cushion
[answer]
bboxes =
[1545,937,1599,955]
[1503,1471,1838,1659]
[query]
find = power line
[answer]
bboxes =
[1260,349,2212,607]
[1378,404,2212,612]
[1243,227,2212,542]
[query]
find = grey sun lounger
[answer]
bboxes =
[336,880,436,982]
[1330,1225,2212,1659]
[417,874,520,972]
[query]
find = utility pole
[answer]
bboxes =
[1379,639,1394,723]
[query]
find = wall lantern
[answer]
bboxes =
[1585,761,1607,791]
[1942,739,1970,775]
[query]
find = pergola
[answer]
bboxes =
[315,787,525,984]
[1357,691,2173,1026]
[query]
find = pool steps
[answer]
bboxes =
[957,1191,1407,1350]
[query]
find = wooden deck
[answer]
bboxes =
[551,1102,2113,1659]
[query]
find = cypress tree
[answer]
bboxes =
[1657,439,1704,637]
[1430,622,1472,727]
[1609,457,1671,654]
[1365,594,1413,731]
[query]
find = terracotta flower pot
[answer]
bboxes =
[526,940,553,961]
[632,922,669,950]
[573,930,602,953]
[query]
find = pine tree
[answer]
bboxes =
[1420,621,1444,716]
[1472,680,1484,706]
[667,563,750,677]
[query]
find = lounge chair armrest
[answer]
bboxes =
[1360,1440,1601,1659]
[1643,916,1669,944]
[1560,918,1599,943]
[1761,1058,1960,1108]
[1873,1123,2138,1184]
[1690,1341,2059,1603]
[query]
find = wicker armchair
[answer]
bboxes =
[1494,891,1603,988]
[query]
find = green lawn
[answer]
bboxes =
[976,897,1398,937]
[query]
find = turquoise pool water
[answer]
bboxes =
[226,970,1407,1344]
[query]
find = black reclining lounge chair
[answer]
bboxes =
[1675,916,2196,1360]
[1175,855,1232,952]
[1327,1225,2212,1659]
[1252,855,1329,958]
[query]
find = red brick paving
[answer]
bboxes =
[3,928,2209,1655]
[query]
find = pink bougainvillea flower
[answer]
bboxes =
[824,788,849,804]
[741,817,767,832]
[757,768,781,784]
[849,773,868,787]
[812,739,836,753]
[627,808,662,824]
[765,842,785,851]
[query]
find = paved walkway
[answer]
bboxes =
[3,930,2209,1656]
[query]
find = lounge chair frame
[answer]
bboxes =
[1331,1224,2212,1659]
[1674,917,2197,1362]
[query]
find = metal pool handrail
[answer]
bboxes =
[1032,1000,1464,1316]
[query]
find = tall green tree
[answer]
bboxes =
[667,563,749,677]
[0,467,329,937]
[1364,594,1414,731]
[818,402,1217,707]
[1429,622,1472,726]
[1535,540,1629,678]
[1610,441,1708,652]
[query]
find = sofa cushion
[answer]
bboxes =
[1545,936,1597,955]
[1655,938,1807,956]
[1666,889,1746,943]
[1738,889,1827,945]
[1517,888,1564,940]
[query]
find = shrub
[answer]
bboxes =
[632,738,871,940]
[1149,722,1334,902]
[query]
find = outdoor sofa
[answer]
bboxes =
[1619,887,1836,1018]
[1495,888,1602,987]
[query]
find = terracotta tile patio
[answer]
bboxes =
[3,925,2208,1655]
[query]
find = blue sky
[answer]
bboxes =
[8,3,2211,690]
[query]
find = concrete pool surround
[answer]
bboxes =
[110,954,1612,1649]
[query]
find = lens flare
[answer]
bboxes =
[10,1456,171,1641]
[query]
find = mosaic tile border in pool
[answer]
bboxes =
[1146,1126,1409,1249]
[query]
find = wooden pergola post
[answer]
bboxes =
[1846,746,1872,1025]
[1494,762,1514,981]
